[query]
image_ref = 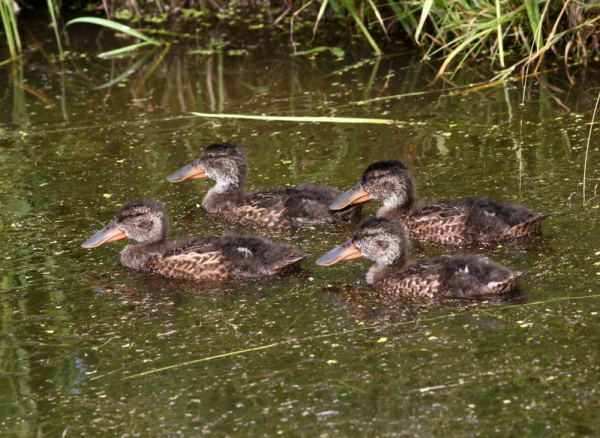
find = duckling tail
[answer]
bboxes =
[273,249,310,273]
[509,214,550,237]
[487,271,525,295]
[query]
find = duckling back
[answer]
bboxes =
[222,183,362,228]
[405,197,548,243]
[461,197,548,241]
[147,234,309,280]
[204,234,309,277]
[375,254,523,298]
[284,184,363,226]
[436,254,524,297]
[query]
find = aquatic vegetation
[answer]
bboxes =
[583,90,600,205]
[65,17,161,58]
[0,0,21,62]
[3,1,600,82]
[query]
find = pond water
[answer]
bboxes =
[2,15,600,437]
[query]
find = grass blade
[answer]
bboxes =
[365,0,390,40]
[524,0,541,49]
[495,0,504,67]
[583,90,600,204]
[65,17,159,44]
[0,3,16,60]
[339,0,382,54]
[190,112,399,125]
[312,0,329,41]
[46,0,63,55]
[415,0,434,43]
[94,51,155,90]
[435,29,493,79]
[0,0,20,60]
[522,1,550,104]
[292,46,329,56]
[8,0,21,54]
[98,41,157,58]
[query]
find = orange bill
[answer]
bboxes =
[329,182,371,210]
[166,162,206,182]
[316,239,362,266]
[81,221,127,248]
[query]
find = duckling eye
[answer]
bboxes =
[208,153,215,159]
[370,173,379,180]
[363,231,374,237]
[128,212,138,218]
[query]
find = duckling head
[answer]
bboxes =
[167,143,247,191]
[329,160,415,213]
[316,217,408,267]
[82,199,168,248]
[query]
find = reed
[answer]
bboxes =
[5,1,600,80]
[190,111,400,125]
[583,90,600,205]
[0,0,21,61]
[65,17,160,57]
[46,0,63,55]
[300,0,600,79]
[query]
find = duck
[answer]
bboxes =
[316,217,523,298]
[81,199,309,280]
[166,143,363,228]
[329,160,548,244]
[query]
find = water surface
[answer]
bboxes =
[1,17,600,437]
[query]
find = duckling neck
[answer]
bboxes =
[121,241,165,271]
[377,197,413,219]
[366,259,406,285]
[203,180,245,213]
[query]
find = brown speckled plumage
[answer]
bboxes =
[82,199,309,281]
[317,218,523,298]
[373,255,523,298]
[167,143,362,228]
[329,160,548,244]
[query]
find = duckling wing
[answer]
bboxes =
[437,254,523,297]
[375,259,443,298]
[272,247,311,273]
[284,183,363,226]
[241,184,342,227]
[227,183,361,228]
[147,237,230,281]
[509,214,549,237]
[222,190,290,228]
[464,197,546,241]
[284,184,338,226]
[210,234,309,278]
[406,202,473,244]
[243,189,288,208]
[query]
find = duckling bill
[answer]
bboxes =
[317,218,523,298]
[167,143,363,228]
[329,160,548,244]
[82,199,309,281]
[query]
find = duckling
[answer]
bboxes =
[81,199,309,280]
[166,143,363,228]
[329,160,548,244]
[316,217,523,298]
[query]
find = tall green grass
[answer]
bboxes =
[304,0,600,79]
[47,0,63,55]
[0,0,21,62]
[3,0,600,80]
[66,17,160,58]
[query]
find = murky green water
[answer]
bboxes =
[2,17,600,437]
